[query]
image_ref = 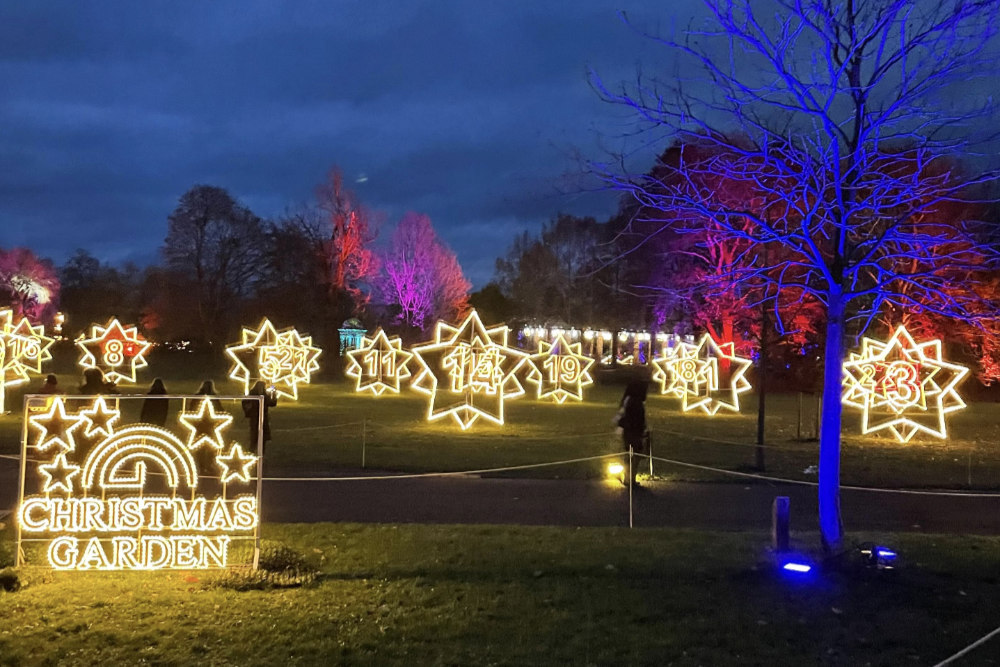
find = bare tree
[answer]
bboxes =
[163,185,265,341]
[378,212,471,331]
[314,168,379,315]
[593,0,1000,550]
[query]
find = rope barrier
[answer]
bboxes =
[654,427,818,452]
[933,624,1000,666]
[272,421,364,433]
[262,453,619,482]
[645,454,1000,498]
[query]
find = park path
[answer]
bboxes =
[5,456,998,534]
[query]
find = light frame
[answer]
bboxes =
[841,324,969,442]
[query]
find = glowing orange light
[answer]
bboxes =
[344,328,413,396]
[225,318,322,400]
[410,310,529,429]
[76,318,151,385]
[651,334,752,415]
[842,325,969,442]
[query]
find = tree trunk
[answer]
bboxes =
[755,301,767,471]
[819,291,845,552]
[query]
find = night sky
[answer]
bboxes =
[0,1,692,287]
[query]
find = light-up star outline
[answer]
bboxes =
[842,325,968,442]
[0,309,55,412]
[345,328,413,396]
[225,318,322,400]
[526,334,595,404]
[179,397,234,451]
[79,396,120,439]
[39,453,81,494]
[28,397,87,452]
[651,334,752,415]
[216,443,258,484]
[76,318,151,385]
[410,310,529,429]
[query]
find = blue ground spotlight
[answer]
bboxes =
[859,545,897,570]
[777,555,816,578]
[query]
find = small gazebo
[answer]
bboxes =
[338,318,366,355]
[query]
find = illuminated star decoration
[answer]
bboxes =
[79,396,120,439]
[225,318,322,400]
[39,453,81,494]
[651,333,752,415]
[179,397,234,450]
[28,397,86,452]
[842,325,969,442]
[76,318,152,385]
[216,443,258,484]
[345,328,413,396]
[410,310,529,429]
[0,308,55,411]
[526,334,595,404]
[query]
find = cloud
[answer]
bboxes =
[0,0,696,288]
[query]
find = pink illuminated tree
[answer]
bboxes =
[0,247,60,321]
[378,213,470,330]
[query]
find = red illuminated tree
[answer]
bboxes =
[0,247,60,321]
[314,168,379,313]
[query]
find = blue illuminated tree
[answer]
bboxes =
[594,0,1000,550]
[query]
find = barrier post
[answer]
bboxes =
[361,418,367,469]
[628,446,634,529]
[772,496,790,553]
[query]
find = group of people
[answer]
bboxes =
[38,370,647,471]
[36,371,278,450]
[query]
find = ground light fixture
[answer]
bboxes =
[859,544,898,570]
[607,462,624,477]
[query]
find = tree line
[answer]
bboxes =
[2,168,471,356]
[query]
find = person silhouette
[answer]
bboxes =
[139,378,170,426]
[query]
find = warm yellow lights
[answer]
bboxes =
[225,318,322,400]
[842,325,969,442]
[410,310,529,429]
[18,396,260,570]
[179,397,233,450]
[607,462,624,476]
[526,334,595,404]
[76,317,151,385]
[651,334,752,415]
[344,328,413,396]
[0,308,55,411]
[216,444,258,484]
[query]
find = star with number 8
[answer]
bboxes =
[76,318,151,385]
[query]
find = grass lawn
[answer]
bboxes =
[2,523,999,665]
[4,346,1000,490]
